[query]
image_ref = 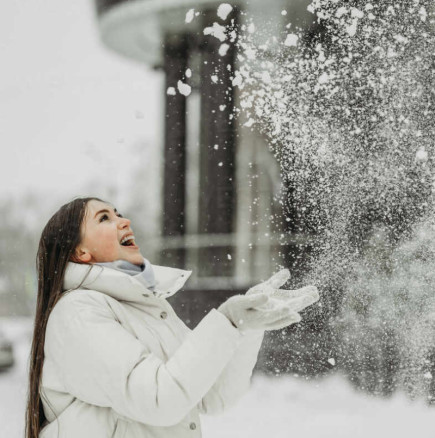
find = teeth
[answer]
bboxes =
[121,235,135,245]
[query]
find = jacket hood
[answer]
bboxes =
[63,262,192,303]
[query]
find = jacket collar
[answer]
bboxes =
[63,262,192,303]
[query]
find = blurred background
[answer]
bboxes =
[1,0,435,436]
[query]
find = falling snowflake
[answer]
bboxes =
[177,81,191,97]
[217,3,233,21]
[219,43,230,56]
[284,34,298,47]
[185,9,195,24]
[203,22,227,42]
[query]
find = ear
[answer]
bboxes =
[71,246,92,263]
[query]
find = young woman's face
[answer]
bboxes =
[73,200,144,265]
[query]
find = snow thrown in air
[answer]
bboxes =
[217,3,233,21]
[177,80,191,97]
[284,34,298,47]
[185,8,195,24]
[219,43,230,57]
[194,0,435,402]
[203,22,227,42]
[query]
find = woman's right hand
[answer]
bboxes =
[217,293,302,332]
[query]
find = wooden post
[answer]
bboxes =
[197,9,238,278]
[161,33,189,267]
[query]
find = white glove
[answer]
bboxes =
[246,269,320,313]
[217,293,301,332]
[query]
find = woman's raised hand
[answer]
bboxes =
[217,293,301,332]
[246,269,320,314]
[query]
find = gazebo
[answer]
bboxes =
[93,0,313,327]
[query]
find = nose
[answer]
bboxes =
[118,216,131,229]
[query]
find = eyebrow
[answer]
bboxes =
[94,208,118,219]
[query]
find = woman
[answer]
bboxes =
[25,197,319,438]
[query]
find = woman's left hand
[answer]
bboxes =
[246,269,320,313]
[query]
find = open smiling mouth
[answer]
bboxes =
[120,235,138,248]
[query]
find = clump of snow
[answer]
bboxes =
[419,6,427,22]
[415,148,428,163]
[245,47,256,60]
[261,71,271,84]
[177,81,191,97]
[166,87,176,96]
[232,71,243,88]
[346,18,358,37]
[203,22,227,42]
[394,34,408,44]
[351,8,364,19]
[284,34,298,47]
[217,3,233,21]
[318,72,329,84]
[185,9,195,24]
[185,68,192,78]
[336,7,348,18]
[219,43,230,57]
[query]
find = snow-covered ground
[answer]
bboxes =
[0,317,34,438]
[1,317,434,438]
[202,374,435,438]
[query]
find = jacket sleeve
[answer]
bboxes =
[196,330,264,415]
[44,291,243,427]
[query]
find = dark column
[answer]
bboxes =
[197,9,238,277]
[161,34,188,267]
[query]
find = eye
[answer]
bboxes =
[99,213,109,222]
[117,213,123,218]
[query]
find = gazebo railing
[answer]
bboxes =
[152,232,310,290]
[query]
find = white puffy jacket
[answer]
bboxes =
[39,262,264,438]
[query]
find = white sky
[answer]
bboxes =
[0,0,163,205]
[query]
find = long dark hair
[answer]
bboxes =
[25,197,102,438]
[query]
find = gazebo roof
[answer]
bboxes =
[95,0,311,66]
